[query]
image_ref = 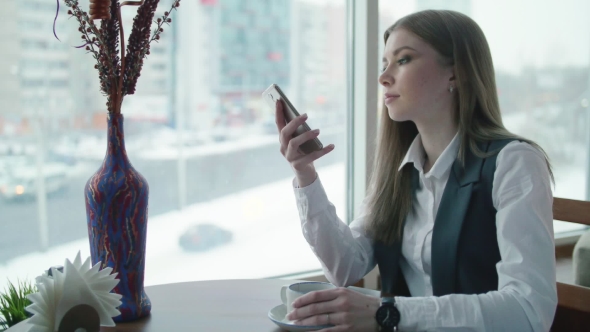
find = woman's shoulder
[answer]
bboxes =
[496,140,546,163]
[478,138,547,167]
[494,140,551,182]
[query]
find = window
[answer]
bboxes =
[21,40,46,50]
[0,0,348,289]
[20,79,44,88]
[18,20,44,31]
[21,1,57,12]
[379,0,590,236]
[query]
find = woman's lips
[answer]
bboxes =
[385,95,399,104]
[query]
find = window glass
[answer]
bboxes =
[0,0,348,290]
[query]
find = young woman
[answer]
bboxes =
[275,9,556,332]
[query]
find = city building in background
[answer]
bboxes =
[121,0,176,124]
[0,0,23,134]
[290,0,346,129]
[0,0,350,137]
[0,0,103,136]
[175,0,292,134]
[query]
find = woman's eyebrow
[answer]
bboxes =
[382,46,417,62]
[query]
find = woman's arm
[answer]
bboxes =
[293,176,376,287]
[274,94,367,285]
[396,141,557,331]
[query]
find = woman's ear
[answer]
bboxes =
[441,56,455,81]
[448,67,456,83]
[441,61,455,86]
[446,67,456,92]
[447,71,456,92]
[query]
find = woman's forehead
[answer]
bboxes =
[384,28,440,60]
[385,29,421,51]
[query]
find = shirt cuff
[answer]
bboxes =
[395,296,436,331]
[292,173,320,193]
[292,175,331,219]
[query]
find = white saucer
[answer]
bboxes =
[268,303,332,332]
[267,286,380,331]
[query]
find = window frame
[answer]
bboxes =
[346,0,379,223]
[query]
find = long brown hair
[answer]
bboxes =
[366,10,553,245]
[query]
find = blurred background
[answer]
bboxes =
[0,0,588,289]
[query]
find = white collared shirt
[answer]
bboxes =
[398,133,461,299]
[293,134,557,332]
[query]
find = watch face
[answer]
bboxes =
[376,304,400,328]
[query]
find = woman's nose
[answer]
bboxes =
[378,71,392,87]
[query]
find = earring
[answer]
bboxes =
[449,85,454,93]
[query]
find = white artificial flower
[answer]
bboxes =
[25,252,122,332]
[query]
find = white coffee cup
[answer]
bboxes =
[280,281,336,323]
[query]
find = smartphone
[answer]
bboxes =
[262,84,323,155]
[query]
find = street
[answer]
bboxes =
[0,131,346,263]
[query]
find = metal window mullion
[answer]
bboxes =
[347,0,379,223]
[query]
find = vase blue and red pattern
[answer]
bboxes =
[84,112,151,322]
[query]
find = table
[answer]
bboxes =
[7,279,294,332]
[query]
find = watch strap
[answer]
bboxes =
[376,297,399,332]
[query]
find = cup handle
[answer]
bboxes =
[280,285,288,305]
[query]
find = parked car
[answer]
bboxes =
[179,223,233,252]
[0,160,69,202]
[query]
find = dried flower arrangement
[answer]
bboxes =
[54,0,181,114]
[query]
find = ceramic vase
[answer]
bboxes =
[84,112,151,322]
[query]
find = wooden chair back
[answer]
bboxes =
[551,197,590,332]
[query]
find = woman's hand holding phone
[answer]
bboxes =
[275,100,335,187]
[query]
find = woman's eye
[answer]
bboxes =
[397,56,410,65]
[381,65,387,73]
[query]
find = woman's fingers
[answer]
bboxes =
[287,289,350,325]
[275,100,286,132]
[275,100,333,170]
[294,302,334,322]
[287,288,381,331]
[290,144,335,169]
[275,98,307,138]
[287,289,339,322]
[279,114,312,156]
[280,114,308,146]
[287,129,319,153]
[295,312,342,327]
[292,289,340,309]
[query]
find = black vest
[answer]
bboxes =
[375,139,514,297]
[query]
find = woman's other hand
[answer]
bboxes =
[286,287,380,332]
[275,100,335,187]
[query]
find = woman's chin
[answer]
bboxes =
[387,109,411,122]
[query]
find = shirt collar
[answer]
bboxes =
[398,134,426,173]
[398,132,460,179]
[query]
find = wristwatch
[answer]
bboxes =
[375,297,400,332]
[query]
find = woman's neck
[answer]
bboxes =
[416,119,458,173]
